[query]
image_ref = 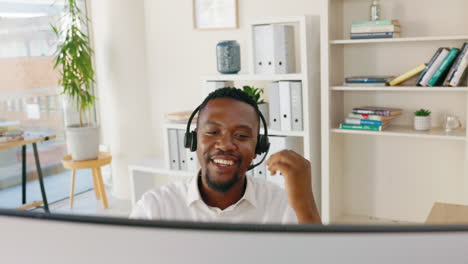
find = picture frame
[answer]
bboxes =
[193,0,238,30]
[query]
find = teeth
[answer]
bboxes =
[213,159,234,165]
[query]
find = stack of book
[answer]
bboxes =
[340,106,402,131]
[344,76,394,87]
[350,19,400,39]
[416,42,468,87]
[0,121,23,143]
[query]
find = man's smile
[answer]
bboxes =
[209,154,240,172]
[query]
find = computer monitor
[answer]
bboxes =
[1,209,468,263]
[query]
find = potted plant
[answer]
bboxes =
[414,108,431,131]
[52,0,98,161]
[242,85,269,125]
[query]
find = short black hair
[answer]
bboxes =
[197,87,261,125]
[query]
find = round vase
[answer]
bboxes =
[414,116,431,131]
[216,40,241,74]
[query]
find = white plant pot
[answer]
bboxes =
[258,103,269,126]
[414,116,431,131]
[66,124,100,161]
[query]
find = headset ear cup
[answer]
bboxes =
[184,132,191,149]
[190,131,197,152]
[256,135,270,155]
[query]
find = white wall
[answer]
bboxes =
[89,0,155,199]
[90,0,322,200]
[144,0,322,157]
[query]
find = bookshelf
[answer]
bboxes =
[321,0,468,224]
[130,16,322,209]
[331,35,468,45]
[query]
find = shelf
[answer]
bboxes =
[330,35,468,45]
[201,73,305,82]
[331,125,466,141]
[331,86,468,92]
[164,123,305,137]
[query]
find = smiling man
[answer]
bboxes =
[130,88,321,224]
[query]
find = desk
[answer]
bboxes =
[0,134,56,213]
[128,158,193,207]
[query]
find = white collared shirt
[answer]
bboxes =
[129,175,298,224]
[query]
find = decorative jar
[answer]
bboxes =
[216,40,241,74]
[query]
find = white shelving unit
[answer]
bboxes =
[129,16,321,209]
[197,15,321,205]
[321,0,468,224]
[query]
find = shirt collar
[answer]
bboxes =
[185,172,257,208]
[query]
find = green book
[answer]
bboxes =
[428,48,460,86]
[340,123,382,131]
[351,20,399,27]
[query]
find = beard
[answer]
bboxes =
[204,166,242,193]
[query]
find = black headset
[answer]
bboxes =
[184,104,270,171]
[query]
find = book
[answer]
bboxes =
[352,106,402,116]
[0,121,21,133]
[417,48,444,86]
[389,64,426,86]
[345,76,393,83]
[449,57,468,87]
[444,43,468,86]
[351,32,400,39]
[344,118,388,126]
[339,123,385,131]
[348,113,396,121]
[351,25,400,33]
[419,48,450,86]
[428,48,460,86]
[351,20,400,27]
[344,82,387,87]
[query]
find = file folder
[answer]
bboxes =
[268,82,281,130]
[253,24,295,74]
[177,129,188,170]
[168,129,180,170]
[253,25,269,74]
[271,24,295,74]
[186,148,200,172]
[253,155,267,180]
[279,81,292,131]
[290,81,303,131]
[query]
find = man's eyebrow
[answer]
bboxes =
[204,121,253,130]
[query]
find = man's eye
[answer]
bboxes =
[206,131,218,135]
[236,134,249,138]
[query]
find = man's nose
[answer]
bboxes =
[216,133,235,151]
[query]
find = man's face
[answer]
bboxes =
[196,98,259,192]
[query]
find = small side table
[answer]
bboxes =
[61,152,112,209]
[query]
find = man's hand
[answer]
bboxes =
[265,150,321,224]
